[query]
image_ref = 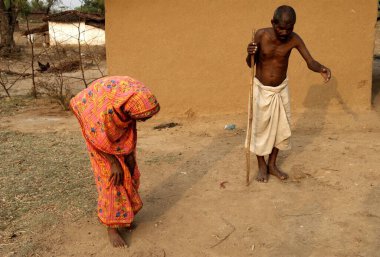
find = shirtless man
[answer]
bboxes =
[246,5,331,183]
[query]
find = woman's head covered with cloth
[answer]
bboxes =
[70,76,160,155]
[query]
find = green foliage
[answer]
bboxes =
[34,0,60,13]
[1,0,30,16]
[29,0,59,12]
[3,0,11,9]
[17,0,32,17]
[76,0,104,14]
[30,0,47,11]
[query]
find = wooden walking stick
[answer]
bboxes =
[246,29,256,186]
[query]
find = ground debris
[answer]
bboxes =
[48,60,80,73]
[153,122,181,130]
[224,124,236,130]
[209,218,236,248]
[0,69,31,77]
[219,181,228,189]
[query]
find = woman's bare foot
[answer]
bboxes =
[256,165,268,183]
[107,227,127,248]
[268,164,288,180]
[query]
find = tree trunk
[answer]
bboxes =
[0,0,18,51]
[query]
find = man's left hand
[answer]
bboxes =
[321,67,331,83]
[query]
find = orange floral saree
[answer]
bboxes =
[70,76,160,227]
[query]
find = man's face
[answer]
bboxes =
[272,20,294,42]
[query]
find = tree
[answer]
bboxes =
[0,0,59,54]
[30,0,60,15]
[0,0,25,52]
[76,0,104,14]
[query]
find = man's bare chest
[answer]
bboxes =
[259,43,293,59]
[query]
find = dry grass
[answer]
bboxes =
[0,99,97,256]
[0,40,106,99]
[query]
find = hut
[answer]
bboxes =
[44,10,105,46]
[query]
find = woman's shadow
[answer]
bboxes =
[135,130,242,223]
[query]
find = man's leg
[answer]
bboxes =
[268,147,288,180]
[256,155,268,183]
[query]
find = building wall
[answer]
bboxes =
[84,24,106,45]
[48,22,105,45]
[105,0,377,115]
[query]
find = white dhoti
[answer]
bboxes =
[246,77,291,156]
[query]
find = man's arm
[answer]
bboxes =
[246,53,253,68]
[294,34,331,82]
[246,29,263,67]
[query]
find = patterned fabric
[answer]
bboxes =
[70,76,160,155]
[70,76,160,227]
[85,140,142,227]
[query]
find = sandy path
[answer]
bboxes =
[1,98,379,256]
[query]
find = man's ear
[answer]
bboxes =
[271,19,275,26]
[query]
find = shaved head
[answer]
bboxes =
[273,5,296,25]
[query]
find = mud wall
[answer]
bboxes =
[105,0,377,115]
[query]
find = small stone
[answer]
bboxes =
[224,124,236,130]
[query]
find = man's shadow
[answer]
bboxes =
[278,76,356,165]
[372,56,380,112]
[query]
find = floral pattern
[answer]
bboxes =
[70,76,160,227]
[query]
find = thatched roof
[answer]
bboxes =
[22,23,49,36]
[85,20,105,30]
[27,11,48,21]
[43,10,104,23]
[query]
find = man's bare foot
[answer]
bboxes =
[107,227,127,248]
[256,165,268,183]
[268,165,288,180]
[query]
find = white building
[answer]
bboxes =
[44,10,105,46]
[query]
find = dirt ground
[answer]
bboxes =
[1,27,380,257]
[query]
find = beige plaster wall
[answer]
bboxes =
[49,22,105,45]
[105,0,377,115]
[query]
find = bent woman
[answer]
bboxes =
[70,76,160,247]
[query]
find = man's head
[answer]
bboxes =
[271,5,296,41]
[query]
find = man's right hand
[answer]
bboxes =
[247,42,258,55]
